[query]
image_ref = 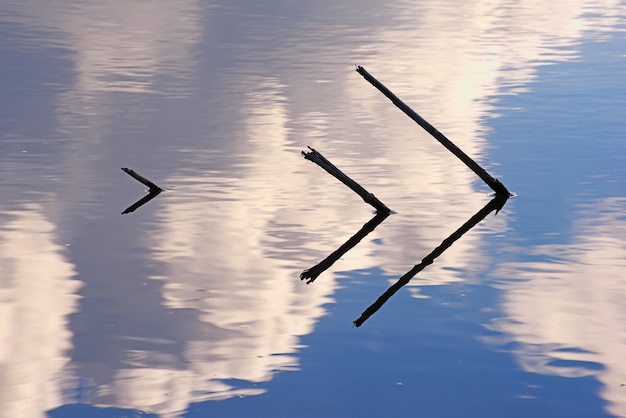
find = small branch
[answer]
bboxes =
[121,168,164,214]
[302,146,391,214]
[353,193,509,327]
[121,167,164,193]
[355,66,510,196]
[301,211,390,284]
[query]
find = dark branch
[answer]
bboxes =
[355,66,510,196]
[302,146,391,214]
[121,168,164,214]
[121,167,164,193]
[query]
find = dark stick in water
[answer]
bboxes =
[121,167,164,193]
[121,168,164,214]
[355,66,510,196]
[302,146,391,214]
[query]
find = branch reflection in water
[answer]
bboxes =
[354,192,510,327]
[121,168,164,214]
[121,189,163,215]
[301,211,390,284]
[300,146,392,284]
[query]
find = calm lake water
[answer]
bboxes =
[1,1,625,417]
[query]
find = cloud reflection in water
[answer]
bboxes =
[487,198,626,416]
[0,205,80,418]
[1,0,625,416]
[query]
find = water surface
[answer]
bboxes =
[1,1,625,417]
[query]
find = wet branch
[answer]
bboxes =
[355,66,510,196]
[353,193,509,327]
[121,167,164,214]
[302,146,391,214]
[121,167,164,193]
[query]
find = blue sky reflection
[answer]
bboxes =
[0,0,625,417]
[487,198,626,416]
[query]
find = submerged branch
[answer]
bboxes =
[121,167,164,214]
[355,66,510,196]
[302,146,391,214]
[121,167,164,193]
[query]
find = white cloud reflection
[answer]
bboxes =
[130,79,335,416]
[0,204,80,418]
[487,198,626,416]
[6,0,202,95]
[338,0,625,293]
[2,0,625,416]
[136,0,625,412]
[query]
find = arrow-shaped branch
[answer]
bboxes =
[121,168,164,214]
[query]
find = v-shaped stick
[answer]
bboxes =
[301,147,392,282]
[121,168,164,214]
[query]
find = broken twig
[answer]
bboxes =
[302,146,391,214]
[121,167,164,193]
[121,167,164,214]
[355,66,510,196]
